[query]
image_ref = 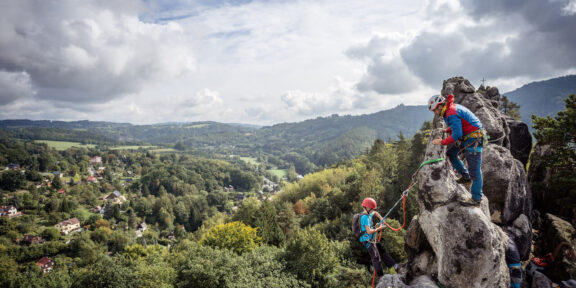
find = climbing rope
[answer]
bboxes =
[367,157,445,287]
[487,133,506,143]
[374,157,444,230]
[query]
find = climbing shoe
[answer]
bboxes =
[456,177,472,185]
[461,198,481,207]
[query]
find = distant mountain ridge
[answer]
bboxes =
[3,74,574,170]
[504,75,576,129]
[0,105,431,170]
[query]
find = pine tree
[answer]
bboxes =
[500,95,522,120]
[256,201,285,246]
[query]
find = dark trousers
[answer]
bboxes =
[365,242,396,276]
[506,238,523,288]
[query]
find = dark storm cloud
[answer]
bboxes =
[352,0,576,94]
[347,35,421,94]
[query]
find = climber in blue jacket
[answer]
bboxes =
[428,94,485,207]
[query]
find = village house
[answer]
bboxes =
[57,189,66,195]
[0,205,22,218]
[36,257,55,273]
[87,176,98,183]
[234,193,245,202]
[136,222,148,238]
[21,235,46,246]
[90,156,102,165]
[55,218,81,235]
[7,163,20,170]
[106,191,126,205]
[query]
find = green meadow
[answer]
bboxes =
[35,140,96,151]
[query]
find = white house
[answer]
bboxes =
[55,218,81,235]
[0,205,22,218]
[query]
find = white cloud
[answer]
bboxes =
[1,0,575,125]
[563,0,576,15]
[0,0,195,104]
[0,71,35,105]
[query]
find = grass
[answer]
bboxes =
[267,169,288,178]
[240,157,259,165]
[35,140,96,151]
[150,148,177,153]
[110,145,157,150]
[186,124,210,129]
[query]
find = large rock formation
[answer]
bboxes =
[379,77,534,288]
[533,214,576,282]
[506,118,532,167]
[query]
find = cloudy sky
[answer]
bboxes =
[1,0,575,125]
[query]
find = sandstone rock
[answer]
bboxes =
[531,271,554,288]
[412,125,509,287]
[408,275,440,287]
[402,76,534,288]
[503,214,532,261]
[376,274,407,288]
[482,144,532,225]
[536,214,576,282]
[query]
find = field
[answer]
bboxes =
[110,145,157,150]
[150,148,177,153]
[35,140,96,150]
[267,169,288,178]
[239,157,259,165]
[185,124,210,129]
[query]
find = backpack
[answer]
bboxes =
[352,213,367,239]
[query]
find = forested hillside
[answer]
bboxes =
[0,121,431,287]
[1,104,430,175]
[504,74,576,130]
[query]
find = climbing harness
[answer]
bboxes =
[366,157,445,287]
[456,129,484,160]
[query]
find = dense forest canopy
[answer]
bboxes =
[0,117,435,287]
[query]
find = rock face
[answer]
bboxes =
[506,118,532,167]
[384,77,535,288]
[534,214,576,282]
[482,145,532,224]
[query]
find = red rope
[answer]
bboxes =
[384,195,407,231]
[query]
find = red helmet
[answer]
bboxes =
[362,197,377,209]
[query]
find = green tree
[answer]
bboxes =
[531,94,576,219]
[284,228,339,287]
[256,201,285,246]
[276,202,298,240]
[71,256,137,288]
[232,198,260,227]
[500,95,522,120]
[200,221,261,254]
[0,170,26,191]
[51,174,62,190]
[42,227,61,241]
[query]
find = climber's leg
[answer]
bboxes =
[447,145,469,177]
[366,243,384,276]
[465,150,483,201]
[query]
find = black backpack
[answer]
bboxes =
[352,213,367,239]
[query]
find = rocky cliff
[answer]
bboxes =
[377,77,534,288]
